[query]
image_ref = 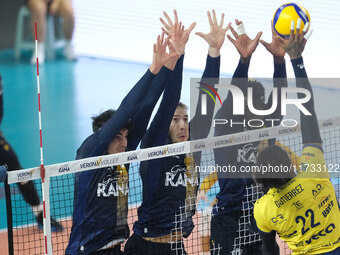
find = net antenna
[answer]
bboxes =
[34,22,53,255]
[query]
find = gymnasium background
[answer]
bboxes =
[0,0,340,242]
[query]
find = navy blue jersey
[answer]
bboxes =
[133,55,221,237]
[66,67,173,255]
[213,60,287,215]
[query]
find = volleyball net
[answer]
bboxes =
[3,115,340,255]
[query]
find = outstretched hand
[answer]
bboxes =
[160,9,196,54]
[227,19,262,63]
[196,9,231,57]
[284,19,312,60]
[260,20,286,63]
[149,33,180,74]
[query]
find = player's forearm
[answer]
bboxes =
[268,60,287,121]
[93,69,156,154]
[273,60,286,78]
[128,67,173,150]
[232,59,249,79]
[191,55,220,139]
[208,47,220,58]
[142,55,184,147]
[291,57,322,144]
[231,59,250,94]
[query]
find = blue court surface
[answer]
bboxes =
[1,48,340,230]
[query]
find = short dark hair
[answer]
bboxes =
[91,109,134,133]
[247,79,265,106]
[254,145,293,190]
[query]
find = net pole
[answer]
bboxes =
[4,174,14,255]
[34,22,53,255]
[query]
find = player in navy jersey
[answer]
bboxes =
[0,74,63,232]
[65,34,181,255]
[210,20,288,254]
[124,9,230,255]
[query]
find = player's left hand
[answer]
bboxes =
[149,32,180,74]
[195,9,231,57]
[160,9,196,54]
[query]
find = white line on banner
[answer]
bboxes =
[7,116,340,184]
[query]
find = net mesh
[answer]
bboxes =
[4,119,340,255]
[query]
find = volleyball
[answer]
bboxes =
[273,3,311,39]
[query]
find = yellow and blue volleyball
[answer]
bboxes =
[273,3,310,39]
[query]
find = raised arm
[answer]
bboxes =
[228,19,262,90]
[190,10,230,140]
[79,35,179,157]
[260,25,286,145]
[160,9,196,70]
[214,20,262,136]
[261,21,288,122]
[284,20,321,146]
[142,12,194,148]
[128,34,181,150]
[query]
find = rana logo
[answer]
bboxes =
[198,82,222,115]
[127,153,138,161]
[237,143,257,163]
[59,166,70,173]
[323,119,333,127]
[97,171,128,197]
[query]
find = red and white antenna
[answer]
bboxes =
[34,22,52,255]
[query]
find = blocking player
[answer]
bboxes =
[124,9,229,255]
[253,21,340,254]
[66,34,180,255]
[210,19,288,254]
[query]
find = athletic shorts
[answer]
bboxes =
[89,245,123,255]
[210,209,261,255]
[124,233,187,255]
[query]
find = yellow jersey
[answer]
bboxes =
[254,145,340,254]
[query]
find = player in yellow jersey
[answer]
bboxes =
[196,140,298,254]
[253,20,340,255]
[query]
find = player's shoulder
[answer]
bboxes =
[254,190,281,232]
[254,191,275,216]
[300,144,327,177]
[301,144,323,157]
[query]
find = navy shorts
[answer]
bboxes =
[210,209,261,255]
[124,233,187,255]
[89,245,123,255]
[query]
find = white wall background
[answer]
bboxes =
[72,0,340,82]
